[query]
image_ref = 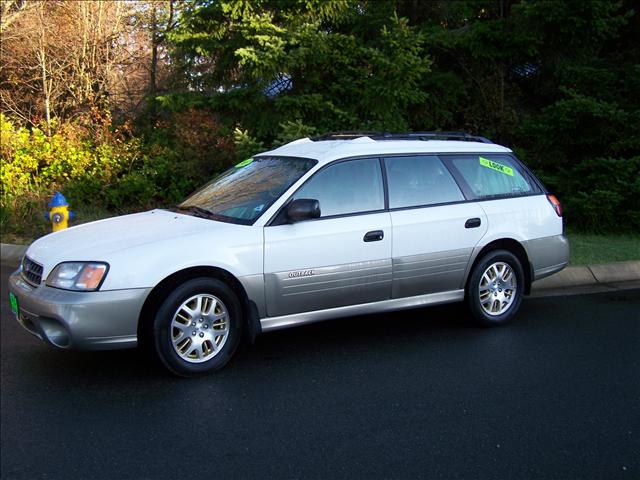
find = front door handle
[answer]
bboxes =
[363,230,384,242]
[465,218,481,228]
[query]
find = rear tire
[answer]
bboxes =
[466,249,524,327]
[152,277,242,376]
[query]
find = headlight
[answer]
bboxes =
[46,262,109,291]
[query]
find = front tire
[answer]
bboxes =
[466,249,524,327]
[152,277,242,376]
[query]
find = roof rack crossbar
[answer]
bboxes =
[311,131,386,141]
[311,131,493,144]
[381,132,493,144]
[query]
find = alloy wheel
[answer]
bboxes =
[170,294,229,363]
[478,262,517,316]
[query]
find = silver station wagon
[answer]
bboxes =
[9,132,569,376]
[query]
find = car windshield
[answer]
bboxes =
[177,156,316,224]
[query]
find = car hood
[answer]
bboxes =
[27,209,229,265]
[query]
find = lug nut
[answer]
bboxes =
[204,324,208,329]
[192,331,196,336]
[199,332,204,338]
[191,322,196,326]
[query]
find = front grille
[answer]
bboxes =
[21,256,44,286]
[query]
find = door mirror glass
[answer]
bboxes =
[287,198,321,222]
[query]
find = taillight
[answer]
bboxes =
[547,194,562,217]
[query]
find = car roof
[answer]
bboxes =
[258,137,513,165]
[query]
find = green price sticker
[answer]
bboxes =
[479,157,514,176]
[9,292,19,315]
[235,158,253,168]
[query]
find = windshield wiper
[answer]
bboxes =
[174,205,218,220]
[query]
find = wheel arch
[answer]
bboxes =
[465,238,533,295]
[137,266,260,347]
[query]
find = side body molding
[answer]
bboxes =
[260,289,464,332]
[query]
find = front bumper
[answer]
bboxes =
[8,270,151,350]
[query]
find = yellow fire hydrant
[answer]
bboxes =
[45,192,74,232]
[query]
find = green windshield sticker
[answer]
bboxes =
[479,157,514,176]
[235,158,253,168]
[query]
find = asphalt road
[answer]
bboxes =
[1,263,639,480]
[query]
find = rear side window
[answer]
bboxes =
[293,158,384,217]
[446,154,535,199]
[384,155,464,208]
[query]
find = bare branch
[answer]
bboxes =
[0,0,36,32]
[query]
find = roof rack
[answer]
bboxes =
[312,131,386,141]
[312,131,493,144]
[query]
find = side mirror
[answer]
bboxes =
[286,199,320,222]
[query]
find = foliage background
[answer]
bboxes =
[1,0,639,238]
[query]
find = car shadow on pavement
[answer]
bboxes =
[9,300,476,384]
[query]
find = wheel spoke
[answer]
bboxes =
[209,312,227,322]
[182,305,196,317]
[498,264,507,281]
[172,329,186,343]
[206,298,217,315]
[196,296,205,314]
[491,265,500,280]
[503,268,512,282]
[175,309,191,324]
[176,337,191,354]
[212,317,228,327]
[186,343,199,359]
[173,321,188,332]
[212,327,228,338]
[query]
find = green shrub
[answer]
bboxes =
[1,109,241,239]
[560,156,640,232]
[274,120,318,147]
[1,114,147,236]
[233,127,265,160]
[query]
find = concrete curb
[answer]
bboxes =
[532,260,640,291]
[2,242,639,290]
[589,261,640,283]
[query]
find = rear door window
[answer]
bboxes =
[384,155,464,208]
[444,154,537,199]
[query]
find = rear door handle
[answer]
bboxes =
[465,218,481,229]
[363,230,384,242]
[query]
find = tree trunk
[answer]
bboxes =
[149,3,158,94]
[38,8,51,136]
